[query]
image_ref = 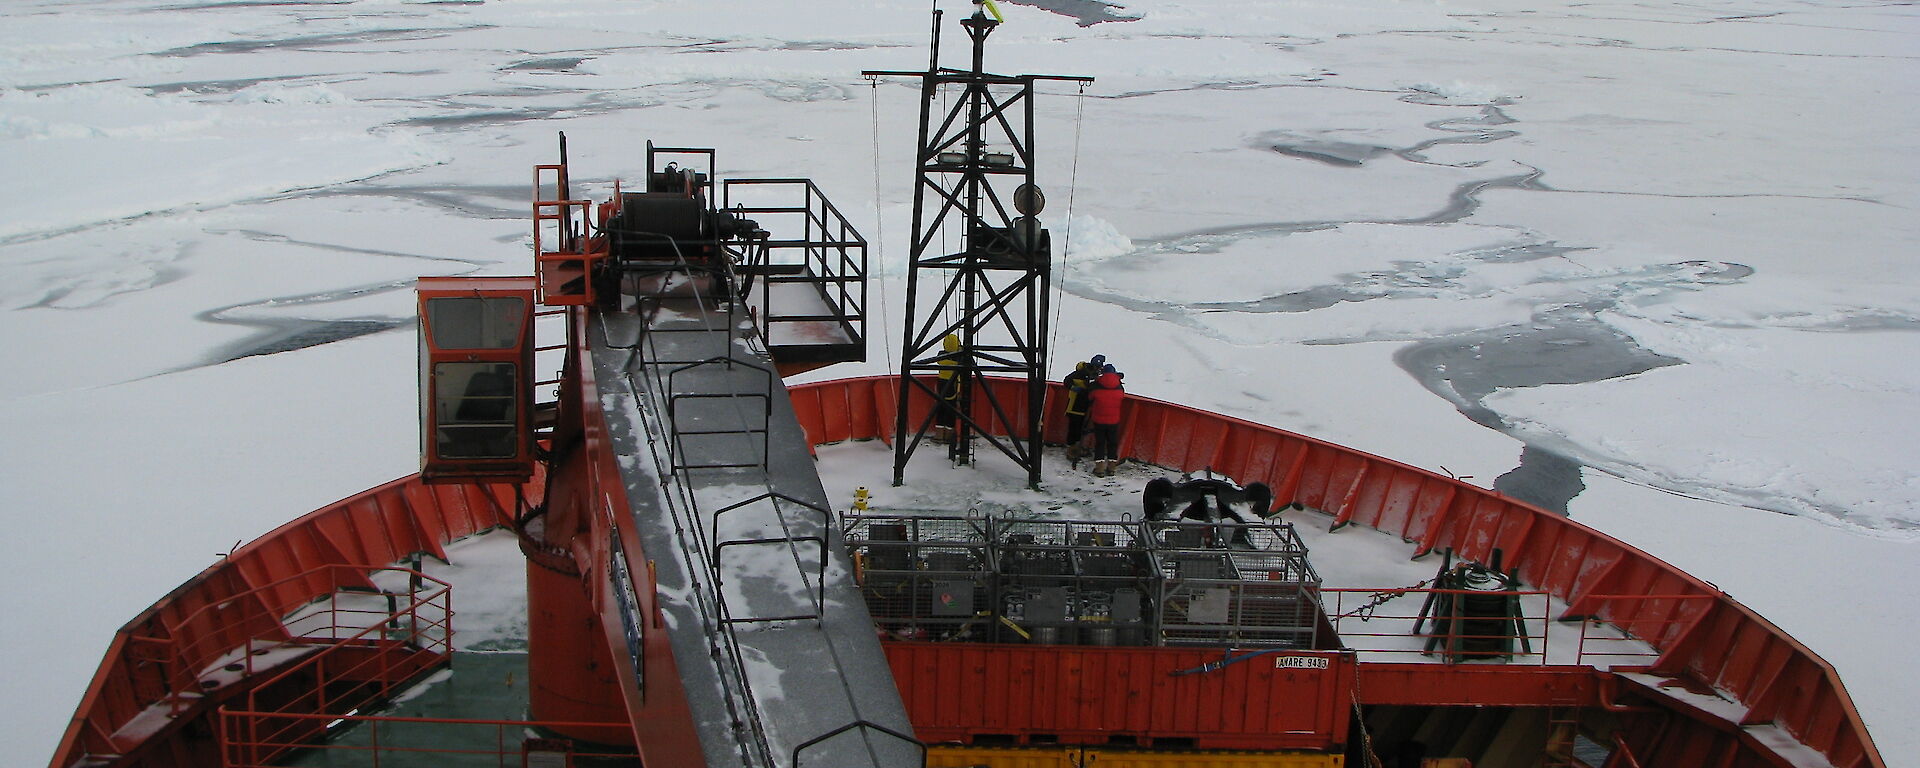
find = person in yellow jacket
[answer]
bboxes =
[1060,353,1103,462]
[934,334,965,443]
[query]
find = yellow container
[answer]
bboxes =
[926,746,1343,768]
[926,745,1073,768]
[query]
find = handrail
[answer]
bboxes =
[218,710,637,768]
[709,492,833,625]
[223,576,453,766]
[154,564,450,717]
[1569,593,1716,671]
[790,719,926,768]
[532,162,585,255]
[1323,587,1552,665]
[721,177,869,353]
[666,355,774,472]
[1327,587,1703,668]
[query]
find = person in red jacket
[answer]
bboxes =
[1060,354,1104,463]
[1087,366,1126,476]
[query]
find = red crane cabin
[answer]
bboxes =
[416,276,538,485]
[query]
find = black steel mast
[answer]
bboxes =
[866,5,1092,489]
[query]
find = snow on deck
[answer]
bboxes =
[759,280,856,347]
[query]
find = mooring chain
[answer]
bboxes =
[1332,576,1435,621]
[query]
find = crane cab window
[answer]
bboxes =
[434,361,519,459]
[427,296,526,349]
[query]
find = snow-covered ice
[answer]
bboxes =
[1,0,1915,762]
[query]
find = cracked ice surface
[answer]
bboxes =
[1,0,1916,762]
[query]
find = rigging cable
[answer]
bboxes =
[1047,82,1089,366]
[940,81,957,341]
[869,76,896,376]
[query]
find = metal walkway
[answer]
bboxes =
[587,275,919,768]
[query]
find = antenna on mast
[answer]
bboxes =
[865,7,1094,489]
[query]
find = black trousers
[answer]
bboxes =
[937,377,959,428]
[1092,422,1120,461]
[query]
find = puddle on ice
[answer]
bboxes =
[1002,0,1140,26]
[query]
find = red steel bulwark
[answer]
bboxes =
[1354,664,1599,708]
[788,376,1885,768]
[887,643,1353,750]
[53,478,520,768]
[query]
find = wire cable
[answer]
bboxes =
[1047,83,1089,368]
[939,82,956,339]
[869,77,896,376]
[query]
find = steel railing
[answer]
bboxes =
[1572,593,1717,667]
[217,710,637,768]
[722,177,868,353]
[218,570,453,766]
[1325,587,1707,668]
[1326,586,1551,664]
[131,564,448,720]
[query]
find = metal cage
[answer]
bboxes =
[842,515,996,642]
[844,513,1332,651]
[993,518,1155,646]
[1146,520,1325,649]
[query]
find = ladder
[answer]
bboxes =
[1542,702,1581,768]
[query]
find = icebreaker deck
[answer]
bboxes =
[46,17,1888,766]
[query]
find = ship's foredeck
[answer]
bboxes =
[815,438,1656,670]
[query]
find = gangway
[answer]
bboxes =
[588,276,917,766]
[514,140,918,767]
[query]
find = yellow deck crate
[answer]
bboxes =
[928,745,1343,768]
